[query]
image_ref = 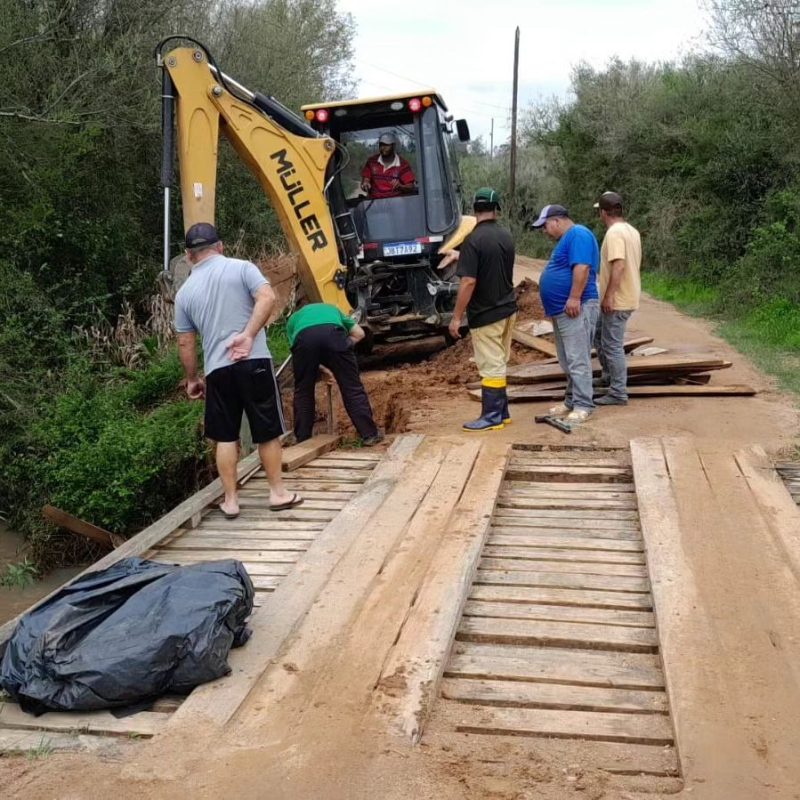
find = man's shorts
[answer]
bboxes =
[204,358,286,444]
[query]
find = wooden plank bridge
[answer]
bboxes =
[2,435,800,797]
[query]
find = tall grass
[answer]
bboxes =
[642,273,800,397]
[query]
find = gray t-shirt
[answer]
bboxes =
[174,254,271,376]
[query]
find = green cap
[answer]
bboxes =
[473,187,501,210]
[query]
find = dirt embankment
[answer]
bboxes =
[321,279,548,438]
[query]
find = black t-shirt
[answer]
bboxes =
[456,220,517,328]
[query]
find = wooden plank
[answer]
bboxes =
[506,353,731,384]
[377,443,510,743]
[238,489,355,503]
[491,526,642,541]
[735,445,800,581]
[471,584,653,611]
[281,434,341,471]
[509,454,628,468]
[447,642,664,689]
[42,505,123,548]
[250,482,360,494]
[497,504,638,520]
[463,599,655,628]
[633,437,800,797]
[475,569,650,594]
[203,509,334,523]
[161,536,315,550]
[450,705,673,745]
[196,519,327,531]
[248,575,283,590]
[162,557,293,576]
[488,534,643,552]
[493,514,640,530]
[500,382,753,402]
[499,489,635,501]
[512,327,557,356]
[505,465,631,484]
[316,449,382,461]
[441,677,667,714]
[506,480,634,493]
[0,702,169,737]
[233,500,344,513]
[256,467,372,482]
[0,730,122,754]
[154,540,307,554]
[480,557,648,578]
[458,616,657,653]
[300,458,376,469]
[171,434,426,728]
[149,549,303,564]
[482,545,645,565]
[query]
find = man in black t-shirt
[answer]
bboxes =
[439,187,517,431]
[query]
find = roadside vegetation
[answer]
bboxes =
[459,1,800,399]
[0,0,353,568]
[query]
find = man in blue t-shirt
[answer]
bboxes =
[532,204,600,422]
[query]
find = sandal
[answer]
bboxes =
[270,493,304,512]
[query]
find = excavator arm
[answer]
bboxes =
[158,40,351,312]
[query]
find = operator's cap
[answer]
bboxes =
[594,190,624,211]
[473,187,501,210]
[185,222,220,249]
[531,204,569,228]
[378,132,397,145]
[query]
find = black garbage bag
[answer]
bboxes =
[0,557,254,714]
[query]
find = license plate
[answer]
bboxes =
[383,241,422,257]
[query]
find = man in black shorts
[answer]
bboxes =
[174,223,302,518]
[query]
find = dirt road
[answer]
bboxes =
[2,263,798,800]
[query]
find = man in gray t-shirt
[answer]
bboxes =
[174,223,303,518]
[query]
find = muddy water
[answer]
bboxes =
[0,522,83,624]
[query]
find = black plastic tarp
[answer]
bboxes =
[0,557,253,714]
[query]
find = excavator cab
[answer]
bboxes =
[302,93,473,339]
[156,37,473,345]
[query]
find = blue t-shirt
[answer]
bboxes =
[539,225,600,317]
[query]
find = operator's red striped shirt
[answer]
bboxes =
[361,154,415,198]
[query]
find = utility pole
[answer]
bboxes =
[510,26,520,205]
[490,117,494,160]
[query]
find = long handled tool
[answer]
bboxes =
[535,414,572,434]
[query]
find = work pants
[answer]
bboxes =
[595,310,633,402]
[552,300,599,412]
[292,324,378,442]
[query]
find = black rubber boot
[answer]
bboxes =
[463,386,506,431]
[501,387,511,425]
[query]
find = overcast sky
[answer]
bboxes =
[336,0,709,145]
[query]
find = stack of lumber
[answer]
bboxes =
[468,352,756,403]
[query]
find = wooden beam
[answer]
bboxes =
[376,443,510,743]
[482,383,756,403]
[41,505,123,548]
[506,353,732,385]
[735,445,800,582]
[512,328,557,357]
[280,434,341,471]
[0,702,168,738]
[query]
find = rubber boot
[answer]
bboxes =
[463,386,505,432]
[501,388,511,425]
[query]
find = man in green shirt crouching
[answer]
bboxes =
[286,303,383,445]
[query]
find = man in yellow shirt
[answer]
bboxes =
[594,192,642,405]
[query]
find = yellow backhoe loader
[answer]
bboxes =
[156,36,474,346]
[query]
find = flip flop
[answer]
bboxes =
[270,494,304,512]
[211,502,240,520]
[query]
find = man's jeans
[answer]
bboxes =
[552,300,599,412]
[595,310,633,401]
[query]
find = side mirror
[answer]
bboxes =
[456,119,470,142]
